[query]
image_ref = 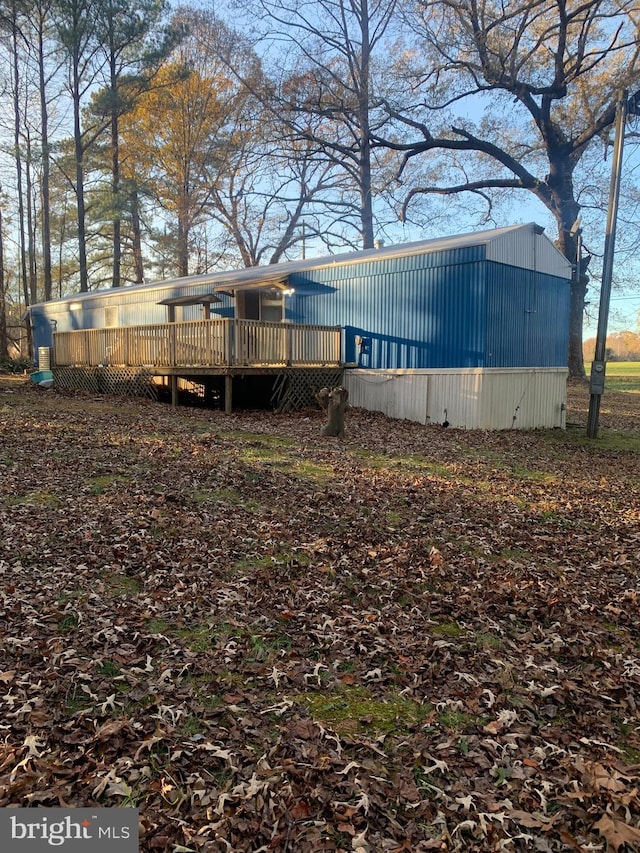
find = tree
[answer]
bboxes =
[120,8,276,277]
[3,0,31,313]
[0,200,7,357]
[53,0,103,292]
[383,0,640,377]
[89,0,178,288]
[29,0,57,301]
[252,0,403,249]
[120,54,230,277]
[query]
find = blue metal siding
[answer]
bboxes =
[485,263,570,367]
[290,253,488,368]
[30,287,236,358]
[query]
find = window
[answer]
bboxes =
[105,306,118,327]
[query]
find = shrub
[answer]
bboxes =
[0,355,34,374]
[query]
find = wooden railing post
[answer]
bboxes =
[225,319,233,366]
[286,325,293,366]
[169,323,176,367]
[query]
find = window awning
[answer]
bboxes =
[157,293,221,306]
[214,276,290,297]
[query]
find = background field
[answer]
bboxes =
[585,361,640,393]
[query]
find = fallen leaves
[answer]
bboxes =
[0,378,639,850]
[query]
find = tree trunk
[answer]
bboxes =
[0,208,8,358]
[38,7,52,301]
[25,129,38,304]
[316,386,349,437]
[358,0,375,249]
[130,183,144,283]
[177,205,189,277]
[110,47,121,288]
[10,7,29,313]
[72,53,89,292]
[554,200,586,380]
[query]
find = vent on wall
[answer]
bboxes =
[105,306,118,327]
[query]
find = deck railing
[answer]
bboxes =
[53,318,342,369]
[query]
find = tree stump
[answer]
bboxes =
[316,386,349,437]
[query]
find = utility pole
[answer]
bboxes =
[586,90,638,438]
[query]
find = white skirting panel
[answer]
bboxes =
[343,368,568,430]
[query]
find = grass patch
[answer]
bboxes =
[197,487,263,511]
[303,685,426,735]
[175,624,218,653]
[559,430,640,453]
[5,490,62,508]
[348,448,463,480]
[88,474,130,494]
[96,659,122,678]
[511,467,557,483]
[247,631,293,662]
[228,551,312,579]
[474,632,505,649]
[217,431,297,447]
[437,709,485,732]
[288,459,335,481]
[102,572,142,597]
[146,618,171,635]
[177,714,205,737]
[58,613,80,632]
[431,622,465,639]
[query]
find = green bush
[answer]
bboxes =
[0,355,34,374]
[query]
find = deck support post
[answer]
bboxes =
[224,374,233,414]
[170,374,178,407]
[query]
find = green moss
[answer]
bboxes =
[303,685,425,735]
[431,622,465,639]
[88,474,130,494]
[103,572,142,597]
[5,490,62,508]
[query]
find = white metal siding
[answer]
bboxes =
[344,368,567,430]
[487,224,571,279]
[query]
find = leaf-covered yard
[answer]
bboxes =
[0,377,639,852]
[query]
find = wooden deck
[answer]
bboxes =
[53,318,342,370]
[52,318,343,411]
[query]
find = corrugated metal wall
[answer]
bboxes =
[289,253,569,369]
[30,285,236,354]
[485,223,572,279]
[345,368,568,429]
[484,266,570,367]
[290,248,489,369]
